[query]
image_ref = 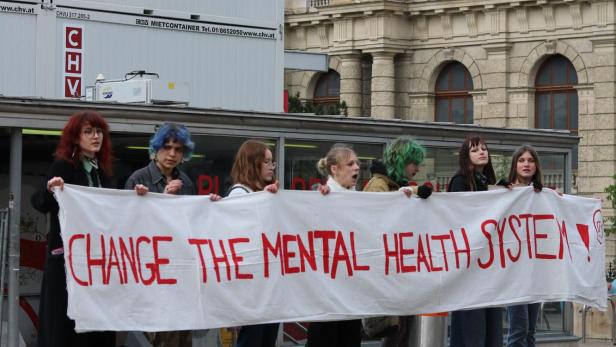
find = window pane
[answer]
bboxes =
[450,64,466,90]
[569,92,578,131]
[553,93,567,129]
[283,140,383,190]
[568,63,578,85]
[451,98,465,124]
[314,78,327,97]
[465,96,474,124]
[537,94,551,129]
[436,99,449,122]
[436,70,448,91]
[536,66,550,86]
[328,74,340,96]
[551,57,568,85]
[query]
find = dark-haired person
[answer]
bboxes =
[32,110,116,347]
[505,145,543,347]
[227,139,279,347]
[363,137,431,347]
[448,135,502,347]
[126,122,221,347]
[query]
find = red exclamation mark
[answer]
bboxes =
[576,224,590,262]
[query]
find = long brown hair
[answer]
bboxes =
[508,144,543,186]
[456,135,496,191]
[55,110,114,175]
[231,139,273,191]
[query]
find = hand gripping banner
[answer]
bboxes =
[54,184,606,332]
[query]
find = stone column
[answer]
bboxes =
[338,54,363,117]
[479,43,510,127]
[396,53,413,119]
[371,52,396,119]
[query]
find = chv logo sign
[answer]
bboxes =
[63,25,83,98]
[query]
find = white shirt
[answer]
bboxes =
[326,176,356,192]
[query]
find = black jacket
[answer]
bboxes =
[31,159,110,251]
[447,171,490,192]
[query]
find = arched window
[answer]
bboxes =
[313,69,340,106]
[535,55,578,133]
[435,62,474,124]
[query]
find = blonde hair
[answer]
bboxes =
[316,145,356,177]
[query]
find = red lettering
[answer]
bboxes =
[262,233,283,278]
[350,232,369,271]
[87,234,107,286]
[282,234,300,274]
[291,177,306,190]
[383,233,400,275]
[557,218,572,260]
[298,231,317,272]
[229,238,253,280]
[104,237,124,285]
[519,214,534,258]
[68,234,88,286]
[507,215,522,262]
[208,239,231,282]
[425,233,439,272]
[314,230,336,274]
[136,236,156,285]
[330,232,353,279]
[451,228,471,269]
[431,234,450,271]
[496,218,507,268]
[416,235,430,272]
[399,232,415,273]
[152,236,176,284]
[533,214,557,260]
[189,238,209,283]
[478,220,496,269]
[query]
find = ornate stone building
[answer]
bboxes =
[285,0,614,200]
[285,0,615,338]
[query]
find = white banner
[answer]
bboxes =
[55,184,606,332]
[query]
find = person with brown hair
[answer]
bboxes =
[228,139,279,347]
[448,135,502,347]
[505,144,543,347]
[31,110,116,347]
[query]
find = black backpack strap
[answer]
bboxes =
[225,184,250,197]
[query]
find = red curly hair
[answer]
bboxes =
[55,110,114,175]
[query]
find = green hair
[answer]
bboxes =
[383,138,425,183]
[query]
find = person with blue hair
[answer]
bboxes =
[127,123,196,196]
[125,122,220,347]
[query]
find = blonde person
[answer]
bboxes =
[306,144,362,347]
[227,139,279,347]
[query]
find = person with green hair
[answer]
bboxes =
[363,137,432,198]
[361,137,432,346]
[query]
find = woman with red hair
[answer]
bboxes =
[31,110,116,347]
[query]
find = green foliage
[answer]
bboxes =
[604,174,616,236]
[492,154,510,182]
[287,92,348,116]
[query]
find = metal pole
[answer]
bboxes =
[8,128,22,347]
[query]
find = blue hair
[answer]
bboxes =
[149,123,195,160]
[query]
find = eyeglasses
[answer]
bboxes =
[264,161,276,168]
[82,127,104,138]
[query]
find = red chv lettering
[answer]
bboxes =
[68,233,88,286]
[399,232,416,273]
[229,238,253,280]
[262,232,284,278]
[533,214,557,260]
[330,232,353,279]
[314,230,336,274]
[478,220,496,269]
[383,233,400,274]
[189,238,209,283]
